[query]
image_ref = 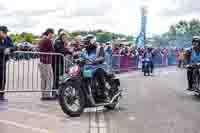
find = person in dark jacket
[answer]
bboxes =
[0,26,14,101]
[53,32,72,90]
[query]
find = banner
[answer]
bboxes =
[136,32,145,48]
[136,8,147,48]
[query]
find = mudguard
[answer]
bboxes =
[113,78,120,87]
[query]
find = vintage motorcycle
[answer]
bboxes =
[58,56,122,117]
[142,58,152,76]
[186,63,200,96]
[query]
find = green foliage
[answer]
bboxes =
[162,19,200,39]
[126,36,134,42]
[96,32,112,43]
[156,19,200,47]
[10,33,39,44]
[24,33,34,43]
[69,30,132,43]
[9,30,133,45]
[9,34,24,44]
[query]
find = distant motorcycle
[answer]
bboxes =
[186,63,200,96]
[142,58,152,76]
[58,56,122,117]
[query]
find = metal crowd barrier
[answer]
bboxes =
[0,51,178,94]
[0,51,71,94]
[111,53,178,73]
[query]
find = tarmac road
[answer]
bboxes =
[1,61,200,133]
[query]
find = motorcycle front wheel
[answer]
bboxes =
[59,81,86,117]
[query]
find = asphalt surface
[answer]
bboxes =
[1,64,200,133]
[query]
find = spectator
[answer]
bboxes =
[53,28,65,47]
[0,26,14,101]
[58,29,65,36]
[178,48,184,68]
[71,35,82,59]
[105,42,113,69]
[38,28,55,100]
[53,32,72,91]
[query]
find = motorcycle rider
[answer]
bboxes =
[82,35,109,101]
[187,36,200,91]
[142,46,154,73]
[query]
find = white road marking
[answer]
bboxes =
[116,69,178,79]
[8,108,67,120]
[129,116,136,121]
[0,119,51,133]
[116,73,134,79]
[158,70,177,75]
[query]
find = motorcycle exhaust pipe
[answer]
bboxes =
[94,90,123,106]
[110,90,122,104]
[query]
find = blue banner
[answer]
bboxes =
[136,32,145,48]
[136,13,147,48]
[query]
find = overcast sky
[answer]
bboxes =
[0,0,199,36]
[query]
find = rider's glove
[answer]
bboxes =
[95,57,105,64]
[4,48,11,55]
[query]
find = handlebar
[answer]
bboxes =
[74,57,93,65]
[186,63,200,68]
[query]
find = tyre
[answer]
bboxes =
[143,67,146,76]
[147,66,151,76]
[195,74,199,89]
[148,72,150,76]
[192,69,199,90]
[59,81,85,117]
[143,63,149,76]
[105,78,119,110]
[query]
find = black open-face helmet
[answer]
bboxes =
[192,36,200,43]
[192,36,200,48]
[82,34,96,45]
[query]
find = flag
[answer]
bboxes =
[136,10,147,48]
[136,32,145,48]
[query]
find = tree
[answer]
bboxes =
[96,32,112,43]
[126,36,134,42]
[71,31,81,38]
[10,34,24,44]
[9,29,133,45]
[159,19,200,47]
[24,33,34,43]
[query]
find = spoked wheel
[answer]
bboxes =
[147,65,151,76]
[143,64,150,76]
[193,70,200,96]
[192,70,199,90]
[59,81,85,117]
[144,72,146,76]
[195,73,200,89]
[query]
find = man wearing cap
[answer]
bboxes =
[0,26,14,101]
